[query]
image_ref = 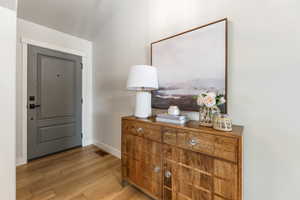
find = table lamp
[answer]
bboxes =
[127,65,158,118]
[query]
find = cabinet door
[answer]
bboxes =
[127,156,143,185]
[163,145,213,200]
[163,159,177,200]
[141,139,163,199]
[123,134,145,185]
[163,146,239,200]
[213,160,238,200]
[123,131,163,199]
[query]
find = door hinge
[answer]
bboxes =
[81,98,83,104]
[81,133,83,138]
[80,63,83,70]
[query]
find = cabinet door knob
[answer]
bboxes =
[189,139,198,146]
[165,171,172,178]
[137,128,143,133]
[154,166,161,173]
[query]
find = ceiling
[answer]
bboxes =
[18,0,114,41]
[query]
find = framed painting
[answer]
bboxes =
[151,18,228,113]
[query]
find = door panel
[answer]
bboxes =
[38,123,75,143]
[27,45,82,160]
[38,55,76,118]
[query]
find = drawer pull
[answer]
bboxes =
[137,128,143,134]
[189,139,198,146]
[154,166,161,173]
[165,171,172,178]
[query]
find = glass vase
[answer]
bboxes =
[199,106,220,127]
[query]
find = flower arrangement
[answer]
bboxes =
[197,92,226,108]
[196,91,226,127]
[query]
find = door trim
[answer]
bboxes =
[20,38,91,165]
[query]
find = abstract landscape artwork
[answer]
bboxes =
[151,19,227,112]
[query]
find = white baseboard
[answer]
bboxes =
[16,157,27,167]
[94,141,121,159]
[83,139,94,147]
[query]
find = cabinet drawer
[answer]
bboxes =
[122,121,148,136]
[132,122,147,136]
[162,128,177,145]
[143,124,161,142]
[122,120,135,135]
[124,121,162,142]
[177,130,215,157]
[214,136,238,163]
[186,132,215,155]
[177,130,238,162]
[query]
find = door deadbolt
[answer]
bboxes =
[29,104,41,109]
[29,96,35,101]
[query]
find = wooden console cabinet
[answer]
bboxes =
[121,116,243,200]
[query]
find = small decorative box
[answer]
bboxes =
[213,114,233,132]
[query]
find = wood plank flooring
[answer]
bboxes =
[17,145,150,200]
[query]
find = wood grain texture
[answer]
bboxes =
[122,116,243,200]
[122,124,163,199]
[122,116,243,138]
[17,145,151,200]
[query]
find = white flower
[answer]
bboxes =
[203,95,216,108]
[197,94,205,106]
[219,97,226,105]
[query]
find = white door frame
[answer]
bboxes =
[20,38,90,165]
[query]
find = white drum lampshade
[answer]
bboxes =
[127,65,158,118]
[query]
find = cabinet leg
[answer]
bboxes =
[121,180,128,187]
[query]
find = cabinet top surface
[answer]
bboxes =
[122,116,243,138]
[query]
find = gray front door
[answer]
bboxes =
[27,45,82,160]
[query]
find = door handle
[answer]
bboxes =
[154,166,161,173]
[189,138,198,146]
[29,104,41,109]
[165,171,172,178]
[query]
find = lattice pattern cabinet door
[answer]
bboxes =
[163,145,214,200]
[163,145,238,200]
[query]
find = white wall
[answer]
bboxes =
[0,5,17,200]
[0,0,16,10]
[16,19,94,165]
[93,0,300,199]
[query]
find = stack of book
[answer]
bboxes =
[156,113,189,125]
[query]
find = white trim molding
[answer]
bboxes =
[16,157,27,167]
[19,38,92,166]
[94,142,121,159]
[21,38,87,57]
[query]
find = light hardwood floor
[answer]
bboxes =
[17,145,150,200]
